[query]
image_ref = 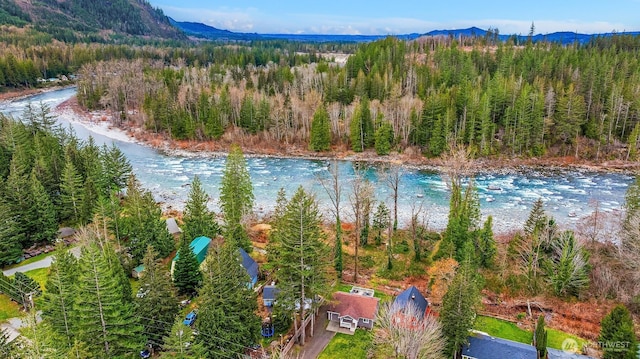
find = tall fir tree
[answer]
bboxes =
[74,240,144,357]
[599,305,637,359]
[372,202,390,246]
[172,237,202,296]
[196,242,261,357]
[374,121,394,155]
[122,175,175,261]
[60,158,85,225]
[0,202,24,266]
[29,170,58,244]
[309,105,331,152]
[440,241,481,357]
[525,198,547,237]
[42,244,79,350]
[135,246,179,347]
[270,187,331,345]
[161,318,204,358]
[182,175,219,241]
[220,144,254,252]
[476,216,497,268]
[100,143,133,193]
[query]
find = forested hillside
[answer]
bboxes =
[0,105,134,265]
[78,35,640,160]
[0,0,183,42]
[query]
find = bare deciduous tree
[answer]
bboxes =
[374,301,446,359]
[349,169,374,283]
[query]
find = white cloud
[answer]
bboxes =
[160,5,631,35]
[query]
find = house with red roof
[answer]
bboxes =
[327,288,380,333]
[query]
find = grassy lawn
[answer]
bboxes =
[474,316,589,351]
[473,316,533,344]
[0,294,22,322]
[319,329,372,359]
[547,328,588,350]
[22,267,50,290]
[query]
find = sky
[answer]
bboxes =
[149,0,640,35]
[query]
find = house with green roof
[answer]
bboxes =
[170,236,212,274]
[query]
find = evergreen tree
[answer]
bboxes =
[196,242,261,357]
[60,158,85,224]
[309,105,331,152]
[74,240,144,357]
[42,245,79,350]
[534,315,548,359]
[135,246,179,347]
[476,216,496,268]
[270,187,331,345]
[0,202,24,266]
[220,144,254,252]
[374,121,394,155]
[372,202,390,246]
[122,175,175,261]
[525,198,547,237]
[440,242,480,357]
[14,272,41,309]
[545,231,589,297]
[172,237,202,296]
[182,175,219,241]
[599,305,637,359]
[161,318,204,358]
[29,170,58,244]
[100,143,132,193]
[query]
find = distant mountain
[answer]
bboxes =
[170,20,640,45]
[421,27,640,45]
[0,0,184,41]
[169,18,261,40]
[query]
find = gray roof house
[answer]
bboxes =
[462,332,594,359]
[462,333,536,359]
[393,285,430,317]
[166,218,182,236]
[239,248,259,288]
[263,283,279,307]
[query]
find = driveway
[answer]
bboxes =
[300,305,335,359]
[2,246,80,276]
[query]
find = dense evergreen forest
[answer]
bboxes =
[0,105,136,265]
[74,35,640,160]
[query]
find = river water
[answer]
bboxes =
[0,87,634,233]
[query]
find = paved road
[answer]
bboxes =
[300,305,335,359]
[2,246,81,276]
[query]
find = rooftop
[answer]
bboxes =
[393,285,429,316]
[462,332,536,359]
[239,247,259,279]
[329,291,380,320]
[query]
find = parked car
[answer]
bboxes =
[183,310,197,326]
[140,349,151,358]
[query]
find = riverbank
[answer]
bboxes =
[0,84,76,103]
[53,95,639,175]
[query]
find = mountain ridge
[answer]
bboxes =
[171,19,640,44]
[0,0,184,41]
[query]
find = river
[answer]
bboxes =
[0,87,633,233]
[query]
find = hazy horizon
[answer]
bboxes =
[149,0,640,36]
